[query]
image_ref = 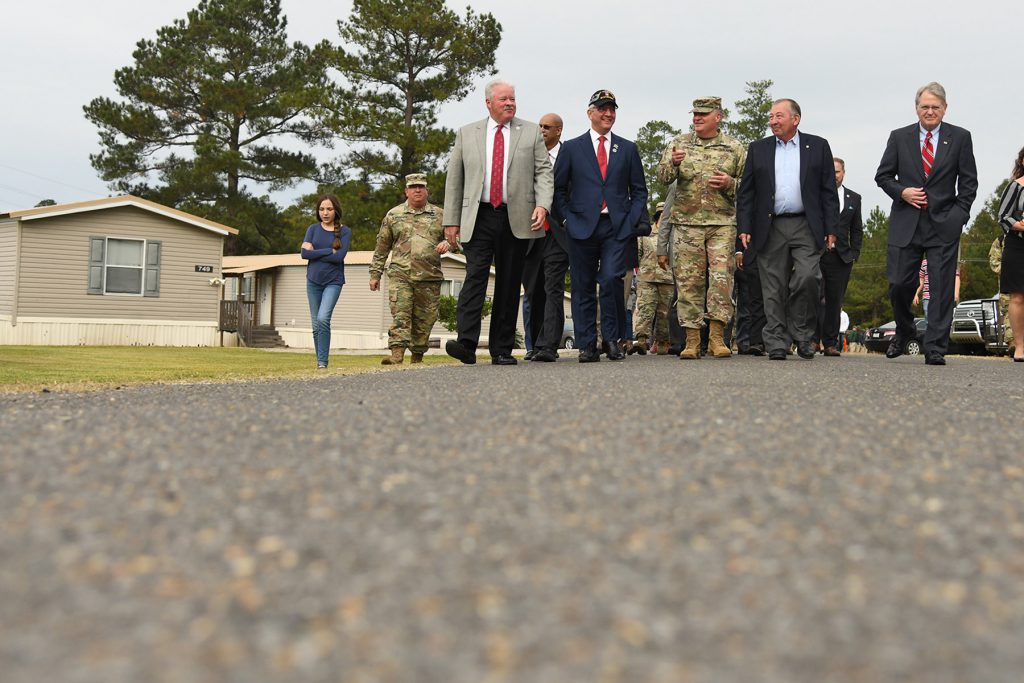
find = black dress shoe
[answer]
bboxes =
[533,348,557,362]
[768,349,786,360]
[603,341,625,361]
[445,339,476,364]
[885,337,906,359]
[491,354,517,365]
[796,341,815,359]
[924,352,946,366]
[523,349,538,361]
[747,344,766,356]
[578,347,601,363]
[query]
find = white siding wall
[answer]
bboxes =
[0,220,17,315]
[17,206,224,322]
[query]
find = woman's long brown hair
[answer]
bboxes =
[317,194,344,249]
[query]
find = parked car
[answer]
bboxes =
[865,318,927,355]
[950,295,1008,355]
[561,319,575,349]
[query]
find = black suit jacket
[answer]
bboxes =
[874,122,978,247]
[736,131,840,252]
[835,187,864,264]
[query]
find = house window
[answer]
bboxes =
[441,279,463,297]
[105,238,145,294]
[88,236,161,297]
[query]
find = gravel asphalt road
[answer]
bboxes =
[2,352,1023,683]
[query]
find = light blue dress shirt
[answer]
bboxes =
[919,123,941,157]
[773,132,803,215]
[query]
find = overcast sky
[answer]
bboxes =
[2,0,1020,221]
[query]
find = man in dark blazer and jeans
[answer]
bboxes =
[737,98,840,360]
[553,89,647,362]
[875,81,977,366]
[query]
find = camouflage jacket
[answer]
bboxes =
[990,235,1003,275]
[637,222,673,284]
[370,201,454,282]
[657,131,747,226]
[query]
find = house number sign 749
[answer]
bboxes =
[195,265,214,273]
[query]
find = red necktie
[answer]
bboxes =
[922,131,933,179]
[598,135,608,210]
[490,125,504,209]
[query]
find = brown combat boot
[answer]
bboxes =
[679,328,701,359]
[381,347,405,365]
[708,320,732,358]
[410,351,424,363]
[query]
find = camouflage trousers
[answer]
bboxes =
[1001,293,1016,346]
[388,279,442,353]
[670,223,736,328]
[634,281,674,344]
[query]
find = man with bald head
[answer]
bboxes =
[529,113,571,362]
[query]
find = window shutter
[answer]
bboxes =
[144,241,161,297]
[87,237,105,294]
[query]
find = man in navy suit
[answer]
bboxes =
[875,82,977,366]
[737,98,840,360]
[553,89,648,362]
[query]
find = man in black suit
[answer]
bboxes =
[875,82,978,366]
[819,157,863,356]
[529,113,570,363]
[553,89,648,362]
[737,99,840,360]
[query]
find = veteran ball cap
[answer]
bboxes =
[405,173,428,187]
[655,202,666,214]
[691,96,722,114]
[589,89,618,109]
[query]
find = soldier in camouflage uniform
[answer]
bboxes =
[656,96,747,359]
[990,234,1015,351]
[634,202,675,353]
[370,173,455,365]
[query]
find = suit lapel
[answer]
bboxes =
[766,137,776,189]
[605,132,619,181]
[904,125,925,184]
[799,133,811,187]
[928,125,951,180]
[475,118,488,168]
[582,131,603,179]
[507,117,523,161]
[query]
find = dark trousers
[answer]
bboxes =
[820,250,853,349]
[521,237,547,349]
[758,216,822,352]
[457,204,528,357]
[535,233,570,351]
[887,214,958,355]
[568,215,628,351]
[735,258,766,350]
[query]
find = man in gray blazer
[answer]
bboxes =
[443,79,553,365]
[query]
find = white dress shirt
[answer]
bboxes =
[837,184,846,213]
[481,118,510,204]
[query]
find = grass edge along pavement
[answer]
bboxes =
[0,346,457,394]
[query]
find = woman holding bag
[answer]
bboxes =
[996,147,1024,362]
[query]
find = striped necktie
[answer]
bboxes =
[922,131,933,179]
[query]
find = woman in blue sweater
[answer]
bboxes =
[301,195,351,368]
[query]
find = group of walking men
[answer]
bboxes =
[376,78,975,367]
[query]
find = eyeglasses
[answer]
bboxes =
[917,105,943,112]
[539,124,561,130]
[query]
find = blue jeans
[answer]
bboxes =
[307,281,342,365]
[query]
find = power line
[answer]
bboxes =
[0,163,107,196]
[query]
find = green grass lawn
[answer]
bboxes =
[0,347,455,394]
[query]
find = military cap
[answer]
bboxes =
[690,96,722,114]
[589,89,618,109]
[405,173,428,187]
